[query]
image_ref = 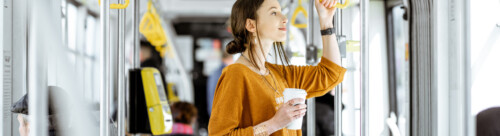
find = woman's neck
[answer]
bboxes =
[242,38,274,71]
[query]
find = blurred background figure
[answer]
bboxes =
[168,101,198,136]
[140,40,167,75]
[10,86,71,136]
[476,107,500,136]
[11,95,32,136]
[206,50,234,117]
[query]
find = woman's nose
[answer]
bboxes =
[282,16,288,24]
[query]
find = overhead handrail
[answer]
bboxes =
[320,0,350,9]
[110,0,129,9]
[99,0,130,9]
[140,0,168,57]
[291,0,308,29]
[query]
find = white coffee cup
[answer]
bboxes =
[283,88,307,130]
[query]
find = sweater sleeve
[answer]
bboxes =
[283,57,347,99]
[208,67,254,136]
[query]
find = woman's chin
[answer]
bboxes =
[275,36,286,42]
[274,40,285,43]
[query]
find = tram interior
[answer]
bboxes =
[1,0,499,136]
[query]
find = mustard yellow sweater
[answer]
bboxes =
[208,57,347,136]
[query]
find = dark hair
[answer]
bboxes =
[226,0,291,77]
[222,49,233,59]
[171,102,198,124]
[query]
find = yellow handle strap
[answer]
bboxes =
[291,0,308,28]
[98,0,130,9]
[139,0,171,58]
[111,0,129,9]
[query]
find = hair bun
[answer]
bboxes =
[226,40,246,54]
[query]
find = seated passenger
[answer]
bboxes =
[168,101,198,136]
[11,86,69,136]
[476,107,500,136]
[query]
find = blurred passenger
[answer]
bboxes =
[140,40,166,74]
[168,101,198,136]
[11,86,70,136]
[206,50,234,116]
[12,95,32,136]
[476,107,500,136]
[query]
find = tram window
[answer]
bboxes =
[85,16,97,56]
[67,4,77,51]
[84,16,100,102]
[470,0,500,115]
[59,1,101,102]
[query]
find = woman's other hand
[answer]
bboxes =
[269,98,307,129]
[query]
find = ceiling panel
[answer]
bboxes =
[159,0,235,18]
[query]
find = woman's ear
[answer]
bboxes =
[245,18,257,34]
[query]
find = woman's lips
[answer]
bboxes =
[279,28,287,31]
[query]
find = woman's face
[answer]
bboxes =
[255,0,288,42]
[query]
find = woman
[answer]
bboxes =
[208,0,346,135]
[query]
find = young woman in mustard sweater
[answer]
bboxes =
[208,0,346,135]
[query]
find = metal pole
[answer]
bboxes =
[463,0,472,135]
[100,0,110,135]
[306,0,316,136]
[360,0,369,135]
[118,0,126,135]
[335,85,343,136]
[133,0,140,69]
[285,0,293,48]
[334,3,343,136]
[107,19,113,136]
[28,0,49,135]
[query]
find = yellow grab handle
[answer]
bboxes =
[291,0,309,29]
[291,6,308,28]
[111,0,129,9]
[139,0,169,58]
[320,0,350,9]
[291,0,308,28]
[98,0,130,9]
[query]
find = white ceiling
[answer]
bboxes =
[158,0,236,18]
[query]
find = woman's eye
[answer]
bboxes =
[272,12,277,15]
